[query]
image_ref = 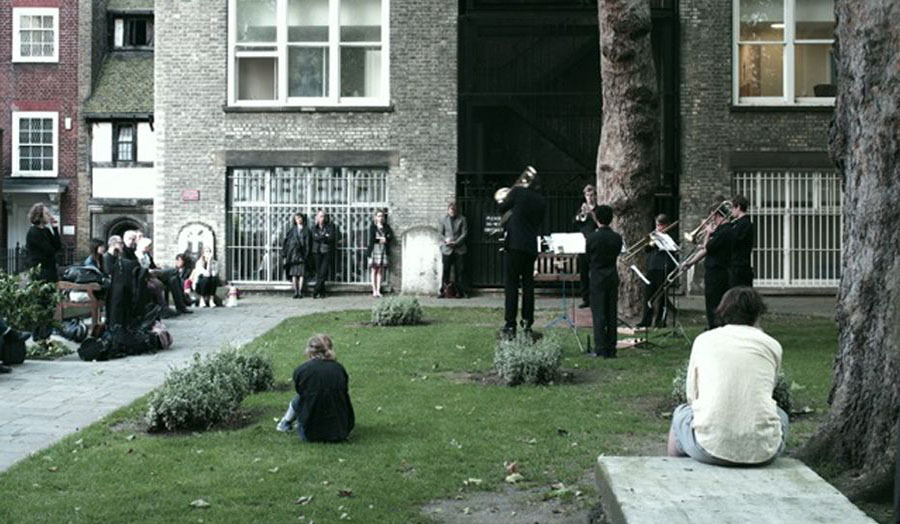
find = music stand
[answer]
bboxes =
[541,234,586,353]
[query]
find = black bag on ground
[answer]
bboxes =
[77,337,108,361]
[1,337,26,365]
[62,265,108,286]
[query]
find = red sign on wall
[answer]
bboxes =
[182,190,200,201]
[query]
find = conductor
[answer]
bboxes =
[498,166,546,338]
[586,205,623,358]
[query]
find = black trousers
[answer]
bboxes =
[314,252,331,295]
[504,249,537,328]
[729,266,754,288]
[640,269,667,327]
[704,268,730,329]
[578,253,590,304]
[590,268,619,357]
[162,273,189,311]
[441,252,466,293]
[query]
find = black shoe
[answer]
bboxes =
[577,301,590,309]
[501,326,516,340]
[604,352,618,359]
[177,308,193,315]
[298,292,304,299]
[292,293,300,299]
[4,329,31,343]
[0,365,11,374]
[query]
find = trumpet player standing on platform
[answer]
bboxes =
[574,185,601,308]
[586,205,623,358]
[681,203,733,330]
[728,195,755,288]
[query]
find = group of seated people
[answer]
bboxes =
[82,230,223,319]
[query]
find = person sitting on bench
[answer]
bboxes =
[667,287,788,466]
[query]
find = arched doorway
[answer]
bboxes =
[106,218,143,240]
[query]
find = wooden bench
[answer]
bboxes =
[56,281,103,332]
[534,253,580,282]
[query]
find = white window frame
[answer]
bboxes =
[227,0,390,108]
[11,7,60,63]
[732,0,835,107]
[12,111,59,177]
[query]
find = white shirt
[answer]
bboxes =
[687,324,783,463]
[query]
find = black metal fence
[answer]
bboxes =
[0,244,77,275]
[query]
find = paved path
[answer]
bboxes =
[0,293,834,473]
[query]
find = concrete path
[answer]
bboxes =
[0,293,835,473]
[595,456,874,523]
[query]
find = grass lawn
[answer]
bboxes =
[0,307,839,523]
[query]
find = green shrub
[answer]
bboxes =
[371,296,423,326]
[0,268,60,332]
[25,340,73,360]
[231,351,275,393]
[671,360,793,413]
[493,333,562,386]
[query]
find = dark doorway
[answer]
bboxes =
[458,0,680,287]
[107,218,143,240]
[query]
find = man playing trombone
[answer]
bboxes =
[728,195,755,288]
[680,200,733,330]
[574,184,601,308]
[637,214,680,328]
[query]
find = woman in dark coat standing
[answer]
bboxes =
[25,203,62,282]
[366,209,394,297]
[283,212,312,299]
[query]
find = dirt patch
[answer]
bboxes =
[109,407,265,437]
[422,473,598,524]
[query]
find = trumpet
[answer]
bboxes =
[683,201,733,244]
[621,220,679,263]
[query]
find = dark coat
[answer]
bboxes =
[312,223,337,254]
[705,222,732,271]
[283,225,312,268]
[25,225,62,282]
[586,226,624,273]
[366,223,394,257]
[729,215,755,269]
[498,186,546,255]
[292,359,355,442]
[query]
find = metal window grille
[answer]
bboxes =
[733,169,842,288]
[226,167,388,285]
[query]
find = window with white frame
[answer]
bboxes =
[734,0,836,105]
[228,0,389,107]
[12,112,58,177]
[12,8,59,63]
[114,123,136,163]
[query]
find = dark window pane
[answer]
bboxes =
[288,47,328,97]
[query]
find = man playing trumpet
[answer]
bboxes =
[574,184,601,308]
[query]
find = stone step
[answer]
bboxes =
[595,456,875,524]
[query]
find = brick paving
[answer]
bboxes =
[0,293,834,473]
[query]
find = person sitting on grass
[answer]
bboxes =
[277,334,355,443]
[667,286,788,466]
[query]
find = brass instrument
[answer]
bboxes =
[684,201,733,244]
[494,165,537,206]
[575,202,592,222]
[621,220,679,263]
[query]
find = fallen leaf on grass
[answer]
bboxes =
[47,466,58,473]
[339,512,350,520]
[504,461,518,474]
[126,434,136,441]
[293,496,313,505]
[189,499,211,509]
[434,405,444,411]
[505,473,524,484]
[268,467,280,473]
[455,344,466,350]
[462,478,483,487]
[527,438,537,445]
[253,457,262,463]
[337,489,353,498]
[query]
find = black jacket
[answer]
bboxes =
[729,215,754,269]
[312,223,337,254]
[292,359,355,443]
[575,204,600,237]
[366,223,394,257]
[705,223,732,271]
[586,226,623,273]
[25,225,62,282]
[283,226,312,266]
[498,186,546,255]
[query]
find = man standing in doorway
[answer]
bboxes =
[439,202,468,298]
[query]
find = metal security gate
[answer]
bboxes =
[226,167,388,285]
[734,170,842,288]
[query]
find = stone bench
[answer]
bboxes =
[595,456,875,523]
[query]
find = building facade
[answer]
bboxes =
[1,0,82,269]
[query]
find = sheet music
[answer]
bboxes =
[548,233,586,254]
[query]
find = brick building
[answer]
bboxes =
[1,0,81,268]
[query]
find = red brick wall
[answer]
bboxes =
[0,0,79,250]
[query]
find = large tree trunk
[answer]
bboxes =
[596,0,658,318]
[797,0,900,502]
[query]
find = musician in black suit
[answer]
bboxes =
[574,184,601,308]
[637,214,679,328]
[682,203,733,329]
[498,167,546,337]
[585,205,623,358]
[728,195,755,288]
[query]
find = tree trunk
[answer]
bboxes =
[797,0,900,502]
[596,0,658,318]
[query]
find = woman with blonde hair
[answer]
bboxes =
[276,334,355,442]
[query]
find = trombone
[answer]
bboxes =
[683,200,733,244]
[621,220,679,263]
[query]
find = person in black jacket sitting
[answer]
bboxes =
[25,203,62,283]
[276,334,355,443]
[311,211,337,299]
[498,167,546,338]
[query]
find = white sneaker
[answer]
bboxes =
[276,419,293,432]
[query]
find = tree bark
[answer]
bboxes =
[797,0,900,502]
[596,0,658,318]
